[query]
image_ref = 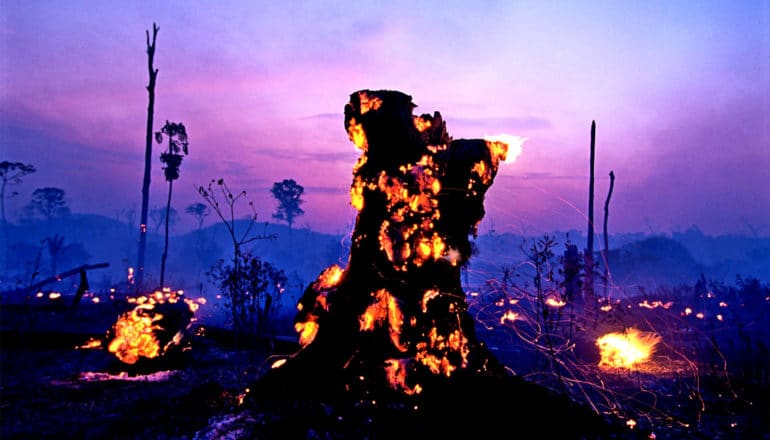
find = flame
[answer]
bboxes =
[638,300,673,309]
[358,289,406,351]
[415,327,469,377]
[500,310,518,324]
[77,337,103,349]
[347,117,367,151]
[358,91,382,114]
[295,320,319,347]
[597,328,662,369]
[421,289,439,313]
[314,265,344,290]
[49,292,62,300]
[545,296,566,307]
[413,116,432,133]
[108,304,163,364]
[350,176,366,211]
[484,134,527,164]
[106,289,199,364]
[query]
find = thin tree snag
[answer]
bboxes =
[603,170,615,298]
[137,22,159,292]
[584,120,596,313]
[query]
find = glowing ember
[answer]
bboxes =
[271,358,288,369]
[638,300,673,309]
[545,296,566,307]
[295,320,318,347]
[78,370,178,382]
[359,289,406,351]
[314,264,344,290]
[49,292,62,300]
[500,310,518,324]
[597,327,662,369]
[108,304,164,364]
[384,358,422,395]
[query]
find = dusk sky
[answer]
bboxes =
[1,1,768,236]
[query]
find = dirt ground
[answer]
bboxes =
[1,303,768,439]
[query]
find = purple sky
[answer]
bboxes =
[1,1,768,236]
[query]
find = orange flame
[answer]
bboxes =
[108,304,163,364]
[314,265,344,290]
[359,289,406,352]
[347,117,367,151]
[545,296,566,307]
[638,300,673,309]
[295,320,319,347]
[358,91,382,114]
[484,134,527,164]
[597,328,661,369]
[413,116,432,133]
[106,289,199,364]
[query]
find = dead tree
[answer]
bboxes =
[602,170,615,298]
[584,120,596,314]
[243,91,617,439]
[137,23,159,293]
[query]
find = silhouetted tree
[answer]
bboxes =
[197,178,276,343]
[0,161,36,226]
[156,120,189,288]
[584,121,596,318]
[602,170,615,298]
[185,202,210,230]
[138,22,160,293]
[24,187,70,222]
[0,161,36,276]
[270,178,305,232]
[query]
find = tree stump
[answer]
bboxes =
[239,90,626,439]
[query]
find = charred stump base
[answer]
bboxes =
[235,90,628,439]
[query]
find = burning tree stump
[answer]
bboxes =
[240,90,624,439]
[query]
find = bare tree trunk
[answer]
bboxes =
[137,23,159,293]
[602,170,615,299]
[160,179,172,288]
[584,121,596,314]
